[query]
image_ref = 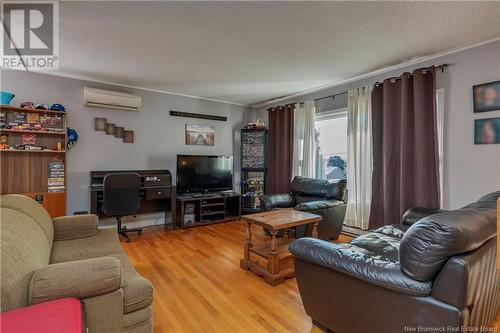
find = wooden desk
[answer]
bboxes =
[90,170,176,228]
[240,209,322,285]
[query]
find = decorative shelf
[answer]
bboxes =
[201,202,225,207]
[1,129,65,136]
[201,210,225,216]
[0,149,66,153]
[1,105,66,116]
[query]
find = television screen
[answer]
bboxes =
[176,155,233,194]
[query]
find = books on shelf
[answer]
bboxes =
[48,161,65,192]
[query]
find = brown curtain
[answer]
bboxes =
[267,104,294,194]
[369,66,440,229]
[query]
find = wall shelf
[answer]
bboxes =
[1,105,66,116]
[1,129,65,136]
[1,149,66,153]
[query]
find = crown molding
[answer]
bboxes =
[1,68,251,108]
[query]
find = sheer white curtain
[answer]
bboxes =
[345,86,373,230]
[292,100,316,178]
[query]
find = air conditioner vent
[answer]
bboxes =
[84,87,141,111]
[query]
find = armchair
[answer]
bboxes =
[290,191,500,333]
[259,176,347,240]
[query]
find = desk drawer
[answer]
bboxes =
[145,188,170,200]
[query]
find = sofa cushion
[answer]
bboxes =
[0,208,51,311]
[374,225,409,239]
[52,214,98,241]
[30,257,122,304]
[291,176,346,200]
[290,238,432,296]
[111,254,153,314]
[295,200,344,212]
[1,194,54,248]
[50,229,153,313]
[259,193,295,210]
[350,231,401,262]
[400,199,497,282]
[50,229,123,264]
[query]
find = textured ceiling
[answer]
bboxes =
[49,1,500,105]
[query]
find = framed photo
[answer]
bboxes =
[105,123,115,135]
[94,117,107,131]
[474,117,500,144]
[114,127,124,138]
[473,81,500,113]
[185,124,215,146]
[123,130,134,143]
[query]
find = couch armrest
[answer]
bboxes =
[52,214,98,241]
[29,257,122,305]
[259,194,295,210]
[295,200,344,212]
[289,238,432,296]
[401,207,444,226]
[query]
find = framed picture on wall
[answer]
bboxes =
[474,117,500,144]
[473,81,500,113]
[94,117,107,131]
[123,130,134,143]
[185,124,215,146]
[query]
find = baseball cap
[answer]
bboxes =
[50,103,66,112]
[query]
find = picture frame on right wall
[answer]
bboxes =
[473,80,500,113]
[474,117,500,144]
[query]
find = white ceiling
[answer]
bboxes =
[50,1,500,106]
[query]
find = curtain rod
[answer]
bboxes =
[374,63,452,86]
[270,63,453,110]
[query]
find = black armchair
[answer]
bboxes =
[289,191,500,333]
[259,176,347,240]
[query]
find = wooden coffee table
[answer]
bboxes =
[240,209,322,286]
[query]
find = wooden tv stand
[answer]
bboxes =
[176,193,241,229]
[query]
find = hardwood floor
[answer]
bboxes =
[121,221,346,333]
[121,221,500,333]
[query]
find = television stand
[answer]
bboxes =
[176,193,241,229]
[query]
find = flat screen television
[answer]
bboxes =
[176,155,233,194]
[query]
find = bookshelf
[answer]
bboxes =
[240,128,268,213]
[1,105,67,217]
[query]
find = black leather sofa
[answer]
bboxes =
[290,191,500,333]
[259,176,347,240]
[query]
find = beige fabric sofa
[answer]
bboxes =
[0,194,153,333]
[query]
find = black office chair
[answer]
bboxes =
[103,172,143,242]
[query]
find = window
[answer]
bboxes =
[314,108,348,180]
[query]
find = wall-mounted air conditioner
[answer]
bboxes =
[84,87,142,111]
